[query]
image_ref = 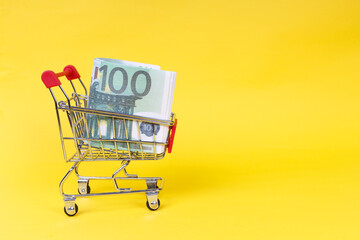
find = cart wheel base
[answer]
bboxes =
[145,179,160,211]
[64,203,78,216]
[146,198,160,211]
[78,179,90,194]
[78,185,91,195]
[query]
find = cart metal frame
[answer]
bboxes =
[41,65,177,216]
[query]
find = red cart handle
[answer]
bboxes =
[167,118,177,153]
[41,65,80,88]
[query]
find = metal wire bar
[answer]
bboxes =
[96,115,106,160]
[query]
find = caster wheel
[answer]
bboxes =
[64,203,78,216]
[146,199,160,211]
[78,185,91,194]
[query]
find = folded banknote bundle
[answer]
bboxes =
[86,58,176,153]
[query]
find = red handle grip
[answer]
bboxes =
[167,118,177,153]
[55,70,71,78]
[41,65,80,88]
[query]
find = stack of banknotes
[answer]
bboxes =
[86,58,176,153]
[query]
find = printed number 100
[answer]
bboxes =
[99,65,152,97]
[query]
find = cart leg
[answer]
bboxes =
[78,179,90,194]
[112,161,131,191]
[64,197,78,216]
[124,167,138,178]
[146,179,160,211]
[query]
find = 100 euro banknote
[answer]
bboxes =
[86,58,176,154]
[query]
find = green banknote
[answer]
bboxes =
[86,58,176,153]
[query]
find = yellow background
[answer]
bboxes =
[0,0,359,239]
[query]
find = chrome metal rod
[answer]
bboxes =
[112,160,130,191]
[59,162,80,197]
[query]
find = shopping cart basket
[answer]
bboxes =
[41,65,177,216]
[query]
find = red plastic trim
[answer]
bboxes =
[168,118,177,153]
[41,65,80,88]
[41,70,62,88]
[63,65,80,80]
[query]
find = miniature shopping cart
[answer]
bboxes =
[41,65,177,216]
